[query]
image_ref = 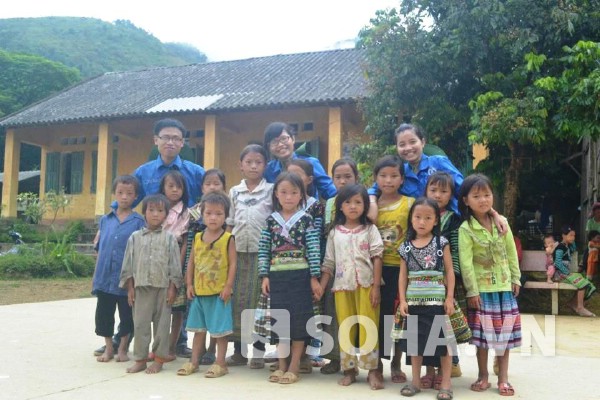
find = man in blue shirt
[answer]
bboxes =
[132,118,205,208]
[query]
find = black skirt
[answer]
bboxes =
[399,305,451,360]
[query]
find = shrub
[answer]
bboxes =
[0,247,95,278]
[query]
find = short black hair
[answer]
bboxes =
[153,118,186,137]
[263,122,295,151]
[588,230,600,241]
[200,191,231,217]
[142,193,170,215]
[240,144,268,163]
[112,175,140,195]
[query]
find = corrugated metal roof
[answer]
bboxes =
[0,49,367,128]
[0,170,41,183]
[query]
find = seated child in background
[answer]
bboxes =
[586,230,600,281]
[119,194,183,374]
[543,233,558,283]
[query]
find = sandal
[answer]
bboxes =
[498,382,515,396]
[437,388,454,400]
[367,370,385,390]
[470,378,491,392]
[337,369,357,386]
[176,362,198,376]
[400,383,421,397]
[299,356,313,374]
[320,359,341,374]
[249,358,265,369]
[225,353,247,366]
[279,371,300,384]
[204,363,228,378]
[200,351,216,365]
[434,374,443,390]
[268,369,285,383]
[420,374,434,389]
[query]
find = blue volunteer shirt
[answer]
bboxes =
[92,211,146,296]
[132,155,205,208]
[264,153,336,200]
[369,154,464,214]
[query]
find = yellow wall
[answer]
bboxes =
[8,106,365,222]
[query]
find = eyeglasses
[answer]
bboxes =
[158,135,183,144]
[269,135,292,147]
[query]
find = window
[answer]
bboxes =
[45,151,84,194]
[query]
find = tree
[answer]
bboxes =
[358,0,600,224]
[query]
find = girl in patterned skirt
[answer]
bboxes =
[458,174,521,396]
[258,172,323,384]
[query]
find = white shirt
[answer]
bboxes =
[227,178,274,252]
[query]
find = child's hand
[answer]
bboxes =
[369,285,381,308]
[311,277,323,301]
[167,285,176,305]
[186,285,195,300]
[444,298,455,316]
[127,287,135,307]
[467,295,481,310]
[512,283,520,297]
[220,284,233,303]
[261,277,270,296]
[399,301,409,317]
[367,200,378,223]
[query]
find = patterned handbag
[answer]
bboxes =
[449,300,471,344]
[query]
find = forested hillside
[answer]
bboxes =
[0,17,207,78]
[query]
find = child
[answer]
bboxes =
[119,194,183,374]
[585,202,600,236]
[374,155,415,388]
[553,226,597,317]
[394,198,455,400]
[586,230,600,281]
[178,191,237,378]
[320,158,360,375]
[422,172,466,384]
[543,233,558,283]
[458,174,521,396]
[287,159,326,370]
[182,168,227,365]
[159,170,190,360]
[320,184,384,388]
[258,172,322,384]
[92,175,145,363]
[225,144,273,369]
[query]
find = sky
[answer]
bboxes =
[1,0,400,61]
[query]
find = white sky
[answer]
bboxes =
[1,0,400,61]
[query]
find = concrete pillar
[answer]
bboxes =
[327,107,342,175]
[94,123,113,217]
[1,129,21,218]
[203,115,219,169]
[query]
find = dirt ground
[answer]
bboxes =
[0,278,92,305]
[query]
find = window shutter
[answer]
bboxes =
[45,152,60,192]
[70,151,84,194]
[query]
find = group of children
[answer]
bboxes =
[91,122,544,399]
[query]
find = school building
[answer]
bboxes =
[0,49,369,222]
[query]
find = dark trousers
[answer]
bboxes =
[95,291,133,339]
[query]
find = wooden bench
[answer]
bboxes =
[521,250,578,315]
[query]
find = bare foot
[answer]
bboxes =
[145,361,163,374]
[367,369,385,390]
[127,361,147,373]
[96,351,114,362]
[338,370,357,386]
[115,352,130,362]
[163,354,176,362]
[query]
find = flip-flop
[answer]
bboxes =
[434,374,443,390]
[437,388,454,400]
[400,383,421,397]
[268,369,284,383]
[391,368,407,383]
[470,379,491,392]
[498,382,515,396]
[204,363,228,378]
[279,371,300,384]
[420,374,435,389]
[176,362,198,376]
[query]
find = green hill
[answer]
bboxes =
[0,17,207,78]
